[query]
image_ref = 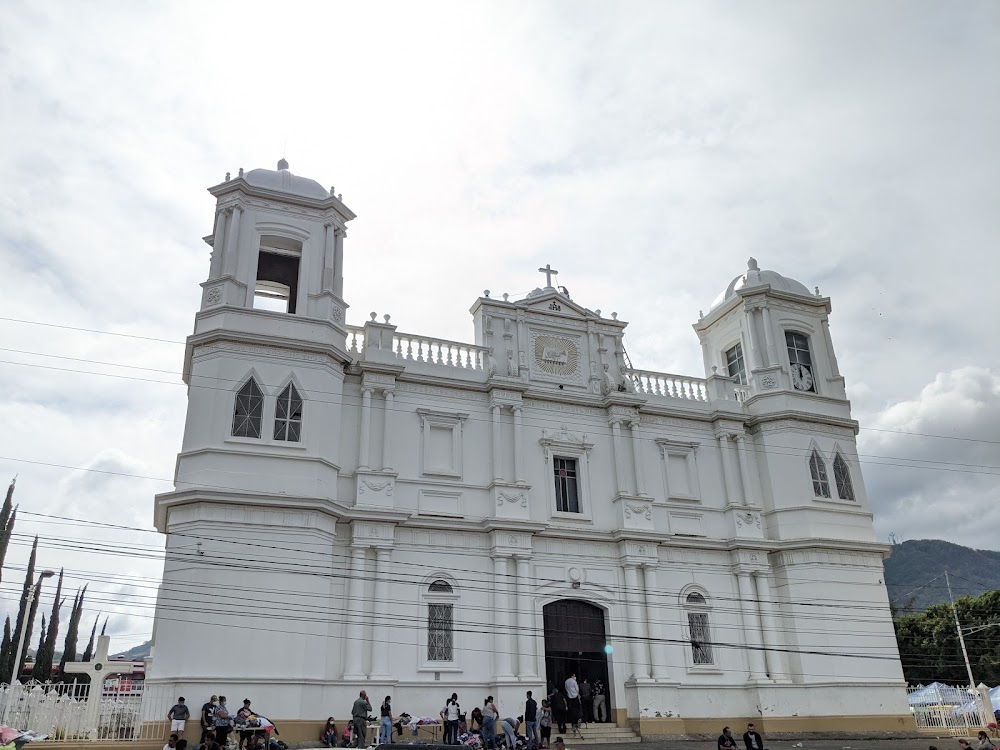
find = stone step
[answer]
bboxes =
[562,736,641,745]
[576,727,638,736]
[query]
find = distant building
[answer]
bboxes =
[147,160,911,738]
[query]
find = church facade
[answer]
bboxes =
[148,160,912,737]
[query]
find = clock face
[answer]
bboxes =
[791,363,814,391]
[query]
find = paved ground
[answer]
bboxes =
[577,740,971,750]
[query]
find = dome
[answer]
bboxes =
[243,160,331,201]
[710,257,812,309]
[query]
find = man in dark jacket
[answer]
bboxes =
[351,691,372,748]
[742,723,767,750]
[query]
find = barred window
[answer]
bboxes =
[274,383,303,442]
[554,457,580,513]
[725,343,747,385]
[809,449,831,498]
[685,593,714,665]
[427,603,454,662]
[833,453,855,501]
[429,580,453,593]
[232,379,264,438]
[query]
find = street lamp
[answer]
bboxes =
[7,570,56,686]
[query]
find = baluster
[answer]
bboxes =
[652,375,662,396]
[446,344,454,367]
[406,338,413,360]
[476,350,484,370]
[350,332,358,353]
[417,339,425,362]
[683,380,693,400]
[641,375,650,394]
[396,339,403,358]
[465,349,473,368]
[669,379,679,398]
[436,343,444,364]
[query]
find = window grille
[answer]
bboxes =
[427,603,454,661]
[274,383,303,442]
[687,612,714,665]
[553,457,580,513]
[428,580,453,593]
[725,343,747,385]
[232,379,264,438]
[809,450,831,498]
[833,453,855,501]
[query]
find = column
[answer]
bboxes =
[761,306,778,366]
[222,205,241,278]
[610,419,627,496]
[821,319,841,377]
[512,406,523,483]
[358,387,373,470]
[382,389,394,471]
[717,434,742,505]
[343,547,367,678]
[735,571,767,680]
[333,228,345,298]
[622,564,650,679]
[322,222,336,292]
[371,549,391,677]
[754,573,787,680]
[491,405,503,482]
[629,421,646,496]
[493,556,514,678]
[642,566,669,680]
[515,557,535,678]
[744,310,762,368]
[208,209,227,278]
[733,434,755,506]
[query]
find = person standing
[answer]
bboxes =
[351,690,372,749]
[213,697,233,748]
[237,699,254,750]
[524,691,538,749]
[379,696,393,745]
[441,693,460,745]
[482,696,498,749]
[169,697,191,739]
[200,697,217,741]
[539,700,552,749]
[742,722,767,750]
[591,680,606,724]
[549,685,567,734]
[578,680,592,727]
[563,675,580,732]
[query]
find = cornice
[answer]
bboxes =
[748,410,860,436]
[208,178,357,221]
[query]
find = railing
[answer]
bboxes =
[345,324,488,371]
[625,368,708,401]
[0,680,173,742]
[906,684,993,736]
[734,385,752,402]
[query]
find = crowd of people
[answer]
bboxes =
[165,695,283,750]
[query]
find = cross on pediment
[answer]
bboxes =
[538,264,558,288]
[63,634,111,682]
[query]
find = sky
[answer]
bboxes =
[0,0,997,651]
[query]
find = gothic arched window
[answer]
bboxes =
[833,453,855,501]
[684,591,714,665]
[232,378,264,438]
[274,383,303,442]
[809,449,831,498]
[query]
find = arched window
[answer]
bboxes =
[833,453,855,501]
[808,449,831,498]
[274,383,303,442]
[425,578,457,663]
[785,331,816,392]
[684,591,714,665]
[232,378,264,438]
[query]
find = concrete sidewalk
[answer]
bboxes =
[573,739,961,750]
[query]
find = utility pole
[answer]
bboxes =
[945,571,977,692]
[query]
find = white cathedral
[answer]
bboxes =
[147,160,913,739]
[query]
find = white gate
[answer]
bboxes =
[908,684,994,736]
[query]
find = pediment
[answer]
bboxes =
[520,290,599,321]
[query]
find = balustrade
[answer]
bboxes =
[346,324,486,371]
[625,368,709,401]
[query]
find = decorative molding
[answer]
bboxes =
[735,511,761,530]
[350,520,395,547]
[195,341,331,365]
[759,374,778,389]
[362,372,396,387]
[772,548,884,569]
[497,490,528,508]
[524,399,605,418]
[360,478,394,495]
[397,382,488,404]
[753,419,856,439]
[205,287,223,305]
[531,332,583,382]
[168,502,338,536]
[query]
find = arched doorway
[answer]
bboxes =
[543,600,611,722]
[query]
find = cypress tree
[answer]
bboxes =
[18,573,43,683]
[30,614,46,680]
[0,478,16,580]
[57,586,86,682]
[4,536,38,682]
[82,617,98,662]
[0,617,10,675]
[32,568,63,682]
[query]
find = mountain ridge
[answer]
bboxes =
[883,538,1000,613]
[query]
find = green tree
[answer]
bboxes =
[32,568,63,682]
[0,479,16,580]
[30,614,46,678]
[0,617,9,674]
[57,586,87,682]
[3,536,38,682]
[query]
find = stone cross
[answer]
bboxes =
[63,634,111,739]
[538,264,559,288]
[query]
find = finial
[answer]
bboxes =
[225,172,231,182]
[711,366,718,374]
[502,293,509,301]
[747,257,759,271]
[484,290,490,298]
[370,312,377,321]
[611,312,618,320]
[238,167,244,178]
[815,286,821,296]
[330,186,336,196]
[337,193,342,201]
[595,309,601,316]
[383,314,391,324]
[277,158,290,171]
[699,310,704,320]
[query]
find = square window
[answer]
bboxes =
[725,343,747,385]
[553,457,580,513]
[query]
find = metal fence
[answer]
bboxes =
[0,681,174,742]
[907,684,996,736]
